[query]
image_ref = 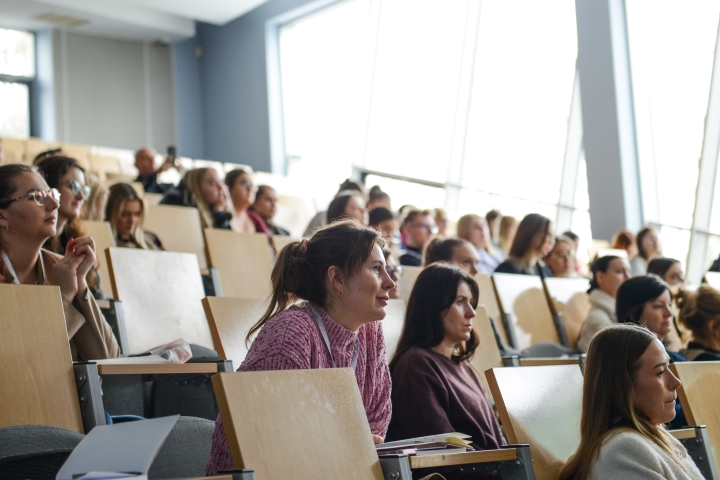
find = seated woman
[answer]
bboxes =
[543,235,575,278]
[577,256,630,352]
[36,156,104,299]
[160,168,231,229]
[387,263,504,450]
[369,207,399,241]
[80,172,108,222]
[424,237,478,276]
[224,169,269,235]
[677,286,720,361]
[105,183,164,249]
[630,226,662,276]
[497,215,517,256]
[611,228,638,258]
[494,213,553,277]
[326,190,367,225]
[0,164,120,361]
[457,214,504,275]
[647,257,685,287]
[206,219,394,475]
[559,324,701,480]
[250,185,290,236]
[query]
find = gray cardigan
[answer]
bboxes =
[588,430,703,480]
[577,289,616,352]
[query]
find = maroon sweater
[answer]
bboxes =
[388,347,504,450]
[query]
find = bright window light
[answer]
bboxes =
[0,81,30,138]
[0,28,35,77]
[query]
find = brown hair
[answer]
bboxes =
[423,237,472,267]
[457,213,496,256]
[508,213,551,259]
[677,286,720,343]
[246,219,384,342]
[105,183,161,250]
[402,209,433,229]
[612,228,635,251]
[182,168,221,229]
[559,324,683,480]
[498,215,517,253]
[81,172,108,222]
[636,227,657,260]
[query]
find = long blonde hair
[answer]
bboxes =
[456,214,496,256]
[182,168,219,229]
[559,324,684,480]
[105,183,161,250]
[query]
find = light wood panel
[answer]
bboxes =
[144,204,207,270]
[96,363,218,375]
[543,277,591,350]
[106,247,214,354]
[61,143,93,170]
[492,273,559,350]
[486,364,583,480]
[381,299,406,363]
[469,306,504,395]
[672,362,720,473]
[25,137,57,163]
[409,449,516,469]
[0,284,84,433]
[476,273,508,345]
[271,235,296,257]
[397,266,422,304]
[204,229,273,299]
[144,192,163,206]
[88,154,121,183]
[81,220,116,297]
[212,369,384,480]
[202,296,268,366]
[1,136,26,165]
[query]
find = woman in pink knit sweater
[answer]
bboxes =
[207,219,396,475]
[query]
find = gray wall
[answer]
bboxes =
[52,30,176,151]
[172,37,205,159]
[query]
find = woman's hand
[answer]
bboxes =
[372,435,384,445]
[52,236,96,302]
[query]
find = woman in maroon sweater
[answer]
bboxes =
[388,263,504,450]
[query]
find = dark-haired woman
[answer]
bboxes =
[36,156,104,299]
[677,286,720,361]
[0,164,119,361]
[494,213,553,277]
[577,256,630,352]
[648,257,684,287]
[225,169,269,235]
[326,190,367,225]
[207,219,394,475]
[559,324,701,480]
[251,185,290,236]
[387,263,504,451]
[630,227,662,276]
[424,238,478,276]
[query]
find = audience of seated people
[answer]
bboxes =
[105,183,164,249]
[494,213,553,277]
[387,263,505,452]
[677,286,720,361]
[225,169,269,235]
[160,167,231,229]
[543,235,576,278]
[326,190,367,225]
[577,255,631,352]
[207,219,393,475]
[134,147,181,194]
[0,164,119,361]
[456,213,504,275]
[630,226,662,276]
[250,185,290,236]
[647,257,685,287]
[559,324,701,480]
[399,209,436,267]
[497,214,517,255]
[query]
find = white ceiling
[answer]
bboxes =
[0,0,270,42]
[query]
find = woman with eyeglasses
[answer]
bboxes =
[36,156,104,299]
[161,168,231,229]
[225,169,269,235]
[0,164,119,361]
[542,235,576,278]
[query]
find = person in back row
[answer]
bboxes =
[387,263,505,452]
[369,207,399,242]
[326,190,367,225]
[630,226,662,276]
[543,235,576,278]
[0,164,119,361]
[424,237,478,276]
[105,183,164,250]
[559,324,701,480]
[134,147,181,194]
[647,257,685,287]
[399,209,436,267]
[161,168,231,229]
[250,185,290,236]
[497,215,517,256]
[207,219,394,475]
[366,185,391,212]
[494,213,553,277]
[225,169,269,235]
[304,179,365,235]
[677,286,720,361]
[457,213,504,275]
[577,255,630,352]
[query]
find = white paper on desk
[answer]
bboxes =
[94,355,171,365]
[74,473,147,479]
[56,416,179,480]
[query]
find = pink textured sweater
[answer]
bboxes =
[206,302,392,475]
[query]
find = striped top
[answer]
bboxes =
[206,302,392,475]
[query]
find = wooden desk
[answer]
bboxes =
[144,205,208,270]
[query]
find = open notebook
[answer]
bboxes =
[376,433,473,456]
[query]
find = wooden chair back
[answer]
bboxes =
[143,204,208,270]
[397,266,422,304]
[143,193,163,206]
[275,195,316,238]
[1,137,26,164]
[271,235,296,257]
[204,229,273,299]
[25,137,57,163]
[381,299,406,363]
[542,277,591,349]
[212,368,384,480]
[0,285,84,433]
[81,220,116,297]
[476,273,508,345]
[469,306,503,396]
[88,155,121,183]
[492,273,559,350]
[672,361,720,473]
[61,143,92,170]
[202,296,268,367]
[105,247,214,354]
[486,364,583,480]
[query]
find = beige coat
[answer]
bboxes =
[2,249,120,361]
[577,289,616,352]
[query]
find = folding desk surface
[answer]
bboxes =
[144,204,208,270]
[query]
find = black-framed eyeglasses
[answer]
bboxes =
[62,180,91,198]
[386,265,404,279]
[1,188,60,208]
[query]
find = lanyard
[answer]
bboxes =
[308,304,359,372]
[1,250,46,285]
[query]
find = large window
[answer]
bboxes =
[277,0,585,233]
[0,28,34,138]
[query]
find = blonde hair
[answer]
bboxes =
[105,183,161,250]
[182,168,218,229]
[677,286,720,343]
[81,172,109,222]
[456,213,496,256]
[498,215,517,254]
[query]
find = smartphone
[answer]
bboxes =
[167,145,177,157]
